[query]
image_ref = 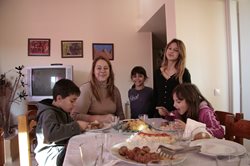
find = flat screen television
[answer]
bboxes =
[25,65,73,102]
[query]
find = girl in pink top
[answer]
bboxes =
[162,83,224,138]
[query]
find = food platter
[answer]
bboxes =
[114,119,149,133]
[190,138,247,157]
[110,142,187,165]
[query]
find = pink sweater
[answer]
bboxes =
[174,102,224,139]
[198,103,224,138]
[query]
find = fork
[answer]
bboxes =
[157,145,201,158]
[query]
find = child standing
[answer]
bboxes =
[34,79,89,166]
[128,66,154,119]
[162,83,224,139]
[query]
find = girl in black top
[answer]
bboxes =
[154,38,191,117]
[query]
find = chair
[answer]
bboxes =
[18,110,37,166]
[27,110,38,151]
[215,110,234,126]
[215,110,244,124]
[225,114,250,145]
[0,128,4,166]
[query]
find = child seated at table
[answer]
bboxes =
[159,83,224,139]
[34,79,89,166]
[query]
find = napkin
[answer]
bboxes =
[183,118,207,139]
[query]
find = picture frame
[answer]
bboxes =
[28,38,50,56]
[61,40,83,58]
[92,43,114,60]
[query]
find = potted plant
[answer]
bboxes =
[0,65,27,138]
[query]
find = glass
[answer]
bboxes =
[79,134,104,166]
[216,155,241,166]
[111,116,120,127]
[138,114,148,122]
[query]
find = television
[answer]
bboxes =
[25,65,73,103]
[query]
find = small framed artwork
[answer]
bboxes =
[28,38,50,56]
[61,40,83,58]
[92,43,114,60]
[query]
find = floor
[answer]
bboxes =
[5,153,38,166]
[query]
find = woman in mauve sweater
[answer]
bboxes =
[71,56,125,123]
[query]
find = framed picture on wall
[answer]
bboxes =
[92,43,114,60]
[28,38,50,56]
[61,40,83,58]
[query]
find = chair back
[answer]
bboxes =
[0,128,4,166]
[225,114,250,145]
[18,109,37,166]
[18,113,31,166]
[214,110,234,126]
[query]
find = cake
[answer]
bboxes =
[126,128,176,150]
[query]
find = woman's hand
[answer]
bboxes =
[156,106,168,116]
[93,114,114,123]
[77,121,89,131]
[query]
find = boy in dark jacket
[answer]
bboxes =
[34,79,89,166]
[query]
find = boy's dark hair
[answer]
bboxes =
[52,79,80,100]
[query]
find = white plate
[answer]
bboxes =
[110,142,187,165]
[86,123,112,132]
[190,139,246,157]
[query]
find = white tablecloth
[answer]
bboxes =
[63,120,249,166]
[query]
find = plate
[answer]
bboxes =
[86,123,112,132]
[190,138,247,157]
[110,142,187,165]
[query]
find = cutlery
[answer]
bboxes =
[157,145,201,158]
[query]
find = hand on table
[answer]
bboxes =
[100,114,114,123]
[89,114,115,123]
[77,121,89,131]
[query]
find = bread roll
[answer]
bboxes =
[193,132,211,140]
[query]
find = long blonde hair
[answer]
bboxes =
[161,38,186,83]
[90,56,115,102]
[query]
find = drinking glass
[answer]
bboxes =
[138,114,148,122]
[111,116,120,127]
[216,155,241,166]
[79,142,102,166]
[79,134,105,166]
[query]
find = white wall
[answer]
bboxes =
[238,0,250,150]
[238,0,250,120]
[1,0,242,122]
[0,0,153,124]
[175,0,229,112]
[137,0,167,30]
[138,0,229,112]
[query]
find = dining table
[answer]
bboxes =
[63,118,249,166]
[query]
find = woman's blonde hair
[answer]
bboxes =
[161,38,186,83]
[90,56,115,102]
